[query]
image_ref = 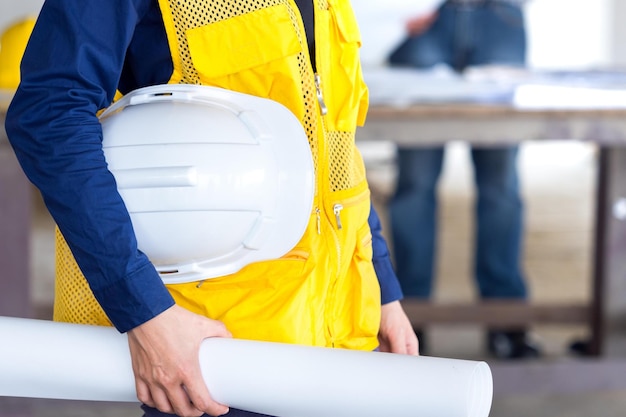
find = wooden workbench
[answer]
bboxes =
[359,100,626,357]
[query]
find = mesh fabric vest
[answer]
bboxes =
[55,0,380,351]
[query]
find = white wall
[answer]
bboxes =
[0,0,43,32]
[0,0,623,70]
[525,0,613,70]
[609,0,626,67]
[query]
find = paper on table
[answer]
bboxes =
[0,316,493,417]
[363,66,516,106]
[352,0,446,67]
[513,84,626,109]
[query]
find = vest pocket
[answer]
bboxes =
[185,4,305,118]
[332,221,381,351]
[167,251,319,345]
[328,0,362,45]
[326,0,369,130]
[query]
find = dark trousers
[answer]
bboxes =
[142,404,274,417]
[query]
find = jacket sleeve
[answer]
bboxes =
[5,0,174,333]
[369,202,404,304]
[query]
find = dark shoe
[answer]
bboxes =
[569,338,595,356]
[487,329,542,360]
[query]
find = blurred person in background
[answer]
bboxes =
[387,0,542,359]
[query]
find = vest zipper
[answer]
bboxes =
[329,190,370,231]
[313,72,336,347]
[315,207,321,234]
[333,203,343,230]
[314,73,328,115]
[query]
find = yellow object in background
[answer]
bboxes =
[0,17,36,90]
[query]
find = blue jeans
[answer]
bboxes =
[388,1,528,300]
[388,1,527,71]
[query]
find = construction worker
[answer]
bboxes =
[5,1,418,416]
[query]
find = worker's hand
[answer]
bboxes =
[127,305,232,417]
[405,11,438,36]
[378,300,419,356]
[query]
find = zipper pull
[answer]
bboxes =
[316,207,321,234]
[314,73,328,115]
[333,203,343,230]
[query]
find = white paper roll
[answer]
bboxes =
[0,317,492,417]
[200,339,493,417]
[0,316,136,402]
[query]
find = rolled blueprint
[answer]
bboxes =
[0,316,137,402]
[0,316,492,417]
[200,338,493,417]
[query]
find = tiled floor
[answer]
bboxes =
[4,140,626,416]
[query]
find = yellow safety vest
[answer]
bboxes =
[55,0,380,351]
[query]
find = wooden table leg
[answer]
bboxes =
[587,147,609,356]
[572,146,626,357]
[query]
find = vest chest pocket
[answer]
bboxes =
[185,4,305,119]
[325,0,369,131]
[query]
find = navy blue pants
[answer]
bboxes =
[142,404,273,417]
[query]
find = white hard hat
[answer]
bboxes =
[99,84,315,284]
